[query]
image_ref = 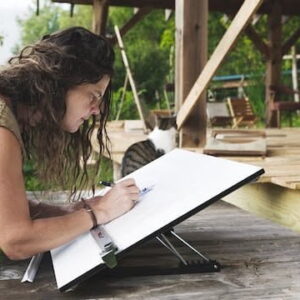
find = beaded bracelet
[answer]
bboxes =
[81,198,98,229]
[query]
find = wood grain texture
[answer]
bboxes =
[1,201,299,299]
[176,0,264,128]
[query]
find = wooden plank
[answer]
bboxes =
[224,182,300,233]
[92,0,108,35]
[271,176,300,189]
[52,0,300,16]
[175,0,208,147]
[265,0,283,127]
[114,26,149,131]
[176,0,264,129]
[52,0,175,9]
[1,201,300,298]
[291,46,300,102]
[203,130,267,156]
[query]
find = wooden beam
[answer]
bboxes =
[265,0,282,128]
[92,0,108,35]
[224,182,300,233]
[209,0,300,16]
[291,46,300,102]
[244,24,269,59]
[282,27,300,56]
[114,25,149,131]
[52,0,300,16]
[111,8,152,45]
[52,0,174,9]
[176,0,264,129]
[175,0,208,147]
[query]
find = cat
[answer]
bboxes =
[121,115,177,177]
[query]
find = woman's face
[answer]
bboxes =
[61,75,110,133]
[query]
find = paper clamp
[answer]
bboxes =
[90,225,118,269]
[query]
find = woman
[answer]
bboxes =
[0,27,139,260]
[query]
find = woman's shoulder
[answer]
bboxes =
[0,98,25,156]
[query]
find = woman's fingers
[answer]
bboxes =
[91,178,140,224]
[118,178,136,187]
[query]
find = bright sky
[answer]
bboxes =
[0,0,34,65]
[0,0,70,65]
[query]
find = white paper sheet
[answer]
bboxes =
[51,148,263,289]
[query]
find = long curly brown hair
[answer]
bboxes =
[0,27,115,199]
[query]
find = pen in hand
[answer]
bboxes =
[99,181,154,197]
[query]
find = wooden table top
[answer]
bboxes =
[92,122,300,190]
[1,201,299,299]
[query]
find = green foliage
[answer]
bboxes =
[23,161,47,191]
[110,88,139,120]
[212,13,265,77]
[17,1,61,46]
[98,157,113,183]
[244,76,266,121]
[58,5,93,30]
[15,4,300,189]
[24,156,114,191]
[108,8,172,103]
[17,1,92,49]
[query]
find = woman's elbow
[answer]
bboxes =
[0,236,33,260]
[1,243,31,260]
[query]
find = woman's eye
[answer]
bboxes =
[90,94,97,104]
[91,93,102,104]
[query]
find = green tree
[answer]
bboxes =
[108,8,172,105]
[17,1,92,49]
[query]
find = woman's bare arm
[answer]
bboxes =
[28,198,80,219]
[0,128,138,260]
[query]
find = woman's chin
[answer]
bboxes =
[63,124,80,133]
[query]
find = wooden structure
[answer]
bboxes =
[206,102,233,127]
[44,2,300,294]
[48,0,300,233]
[91,124,300,233]
[1,200,300,298]
[203,130,267,156]
[272,101,300,127]
[51,0,300,132]
[227,97,257,128]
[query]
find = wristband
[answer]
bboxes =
[81,198,97,229]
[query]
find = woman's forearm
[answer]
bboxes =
[28,199,82,218]
[4,208,95,260]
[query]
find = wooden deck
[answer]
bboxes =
[92,122,300,233]
[95,122,300,191]
[1,201,299,299]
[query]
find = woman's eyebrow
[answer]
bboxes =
[94,89,103,96]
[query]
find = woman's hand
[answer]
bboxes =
[90,178,139,224]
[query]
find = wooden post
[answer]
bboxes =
[176,0,264,130]
[265,0,282,128]
[291,46,299,103]
[175,0,208,147]
[93,0,108,35]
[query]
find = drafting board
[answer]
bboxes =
[51,148,264,291]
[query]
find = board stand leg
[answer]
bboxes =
[100,230,221,278]
[155,230,221,273]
